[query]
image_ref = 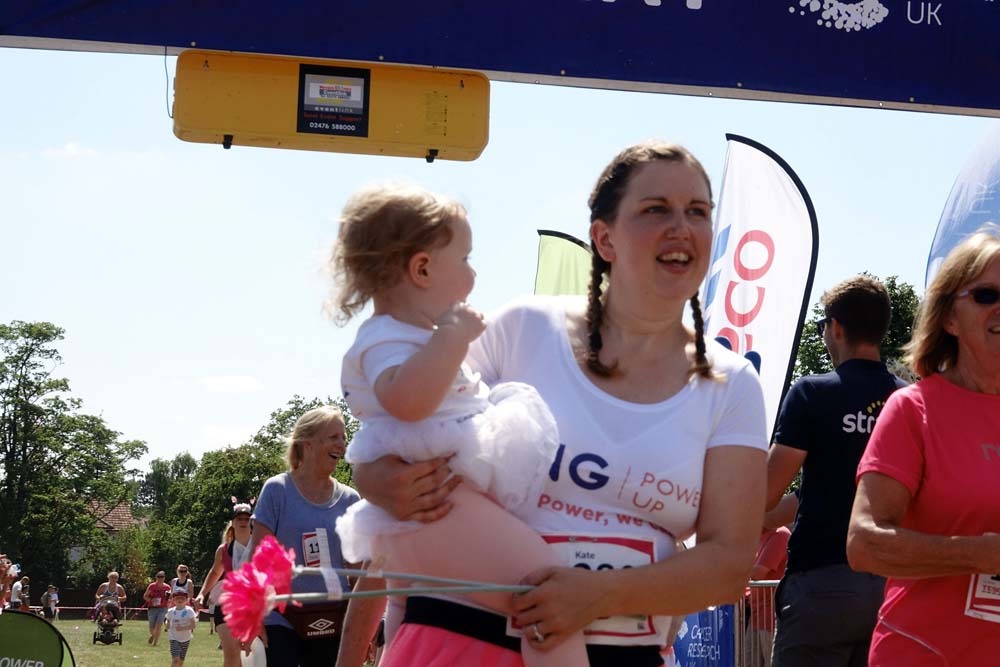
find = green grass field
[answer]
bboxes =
[52,618,373,667]
[55,618,228,667]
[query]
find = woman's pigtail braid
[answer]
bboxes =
[689,294,714,379]
[585,252,616,377]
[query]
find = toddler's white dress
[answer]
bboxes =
[335,315,558,563]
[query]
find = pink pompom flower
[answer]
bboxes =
[250,535,296,604]
[220,562,274,644]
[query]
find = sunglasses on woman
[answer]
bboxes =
[956,286,1000,306]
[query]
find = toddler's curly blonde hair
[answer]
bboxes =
[329,184,466,324]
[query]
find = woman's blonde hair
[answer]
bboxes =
[285,405,345,470]
[905,226,1000,377]
[329,183,466,324]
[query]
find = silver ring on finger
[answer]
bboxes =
[531,624,545,643]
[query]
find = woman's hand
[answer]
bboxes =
[353,455,460,522]
[511,566,615,650]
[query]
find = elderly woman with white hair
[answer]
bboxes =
[848,227,1000,666]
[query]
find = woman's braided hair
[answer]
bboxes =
[584,141,716,380]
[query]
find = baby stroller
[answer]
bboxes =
[93,597,123,645]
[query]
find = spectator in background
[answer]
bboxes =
[170,565,195,600]
[145,571,172,645]
[0,557,16,609]
[766,275,906,667]
[40,584,59,622]
[848,228,1000,666]
[745,526,791,667]
[10,575,28,611]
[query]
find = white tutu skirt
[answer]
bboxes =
[336,382,558,563]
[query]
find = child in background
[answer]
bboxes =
[166,590,197,667]
[332,184,585,666]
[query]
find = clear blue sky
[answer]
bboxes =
[1,47,995,469]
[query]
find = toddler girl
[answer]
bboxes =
[332,184,585,666]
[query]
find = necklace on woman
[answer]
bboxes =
[291,471,335,504]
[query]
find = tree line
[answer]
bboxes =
[0,321,356,600]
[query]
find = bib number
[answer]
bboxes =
[302,529,332,568]
[508,534,658,639]
[965,573,1000,624]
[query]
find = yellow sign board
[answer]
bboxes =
[173,50,490,161]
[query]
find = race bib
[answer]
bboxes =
[965,573,1000,623]
[508,534,658,640]
[302,529,333,568]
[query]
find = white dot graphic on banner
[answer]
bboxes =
[789,0,889,32]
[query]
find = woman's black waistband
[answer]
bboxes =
[402,596,664,666]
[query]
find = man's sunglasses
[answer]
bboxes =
[956,286,1000,306]
[815,317,832,336]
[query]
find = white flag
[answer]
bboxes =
[702,135,819,440]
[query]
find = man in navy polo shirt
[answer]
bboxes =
[766,275,906,667]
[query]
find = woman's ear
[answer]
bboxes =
[408,251,432,287]
[943,306,959,337]
[591,220,616,263]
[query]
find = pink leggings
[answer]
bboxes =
[374,484,586,667]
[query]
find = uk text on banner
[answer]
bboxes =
[703,135,819,440]
[534,230,591,296]
[926,126,1000,287]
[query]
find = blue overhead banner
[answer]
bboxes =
[1,1,999,117]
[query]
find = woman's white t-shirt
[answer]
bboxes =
[467,296,768,646]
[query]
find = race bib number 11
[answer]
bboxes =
[302,528,333,568]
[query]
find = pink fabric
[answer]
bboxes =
[380,623,525,667]
[857,374,1000,666]
[374,484,587,666]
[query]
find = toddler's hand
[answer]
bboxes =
[435,303,485,344]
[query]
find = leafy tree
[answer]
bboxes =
[792,275,920,380]
[75,527,152,605]
[138,453,198,516]
[0,321,147,585]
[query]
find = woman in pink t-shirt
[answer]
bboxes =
[145,571,172,645]
[847,227,1000,666]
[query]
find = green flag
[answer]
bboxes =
[533,230,591,296]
